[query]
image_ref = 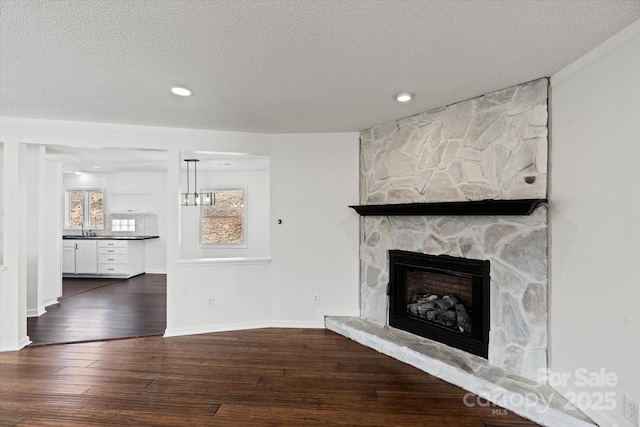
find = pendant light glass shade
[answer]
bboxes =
[181,159,214,206]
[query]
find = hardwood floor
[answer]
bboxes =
[27,274,166,346]
[0,328,540,426]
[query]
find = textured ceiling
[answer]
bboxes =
[1,0,639,134]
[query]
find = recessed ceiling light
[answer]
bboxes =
[171,86,192,97]
[396,92,413,102]
[74,171,83,175]
[92,166,101,169]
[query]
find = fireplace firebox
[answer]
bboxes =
[388,250,490,358]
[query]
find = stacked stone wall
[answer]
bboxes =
[360,78,548,205]
[358,78,549,380]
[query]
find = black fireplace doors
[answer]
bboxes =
[388,250,490,358]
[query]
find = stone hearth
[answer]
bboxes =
[326,316,595,427]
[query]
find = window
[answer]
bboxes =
[112,219,135,232]
[65,190,104,229]
[201,189,245,246]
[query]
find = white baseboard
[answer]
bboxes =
[164,321,273,338]
[271,320,325,328]
[0,336,32,352]
[164,319,335,338]
[321,309,360,318]
[27,307,46,318]
[163,313,363,338]
[43,299,59,308]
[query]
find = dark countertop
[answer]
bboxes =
[63,235,159,240]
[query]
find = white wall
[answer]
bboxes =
[0,141,29,351]
[0,143,4,327]
[26,146,44,316]
[41,159,62,306]
[25,147,61,315]
[270,134,360,326]
[0,142,3,265]
[550,21,640,427]
[166,133,360,335]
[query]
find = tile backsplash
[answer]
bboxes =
[104,213,158,236]
[64,213,159,237]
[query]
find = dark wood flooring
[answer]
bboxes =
[0,328,540,426]
[27,274,166,346]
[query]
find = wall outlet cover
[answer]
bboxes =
[625,395,639,425]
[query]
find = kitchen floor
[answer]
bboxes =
[27,274,166,346]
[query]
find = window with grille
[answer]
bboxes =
[65,190,104,229]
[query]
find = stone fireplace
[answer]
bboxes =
[356,78,549,382]
[328,78,594,425]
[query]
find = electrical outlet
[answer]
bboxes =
[207,297,214,308]
[625,395,639,425]
[312,293,319,304]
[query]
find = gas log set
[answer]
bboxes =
[406,293,473,335]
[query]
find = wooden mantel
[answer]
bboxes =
[349,199,547,216]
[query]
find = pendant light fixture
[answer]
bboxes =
[181,159,214,206]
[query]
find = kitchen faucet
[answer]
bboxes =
[80,223,95,237]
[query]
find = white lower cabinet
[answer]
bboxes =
[97,240,145,277]
[62,241,76,274]
[62,239,145,278]
[75,240,98,274]
[62,240,98,274]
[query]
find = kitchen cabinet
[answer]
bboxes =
[62,241,76,273]
[76,240,98,273]
[62,240,98,274]
[62,239,146,278]
[97,240,144,277]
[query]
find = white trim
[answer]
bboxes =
[551,19,640,87]
[321,309,361,318]
[177,256,272,267]
[27,307,46,318]
[0,265,5,272]
[270,320,325,328]
[42,298,59,308]
[164,322,327,339]
[0,336,32,352]
[164,321,273,338]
